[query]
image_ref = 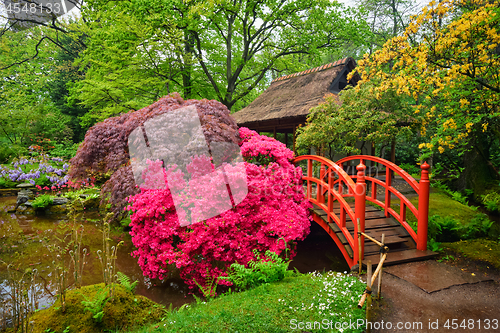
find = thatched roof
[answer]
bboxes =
[232,57,360,132]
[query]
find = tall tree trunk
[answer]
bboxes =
[454,138,500,200]
[182,31,195,99]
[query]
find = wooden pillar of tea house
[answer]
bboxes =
[371,142,376,168]
[273,126,277,139]
[284,132,288,147]
[293,125,297,155]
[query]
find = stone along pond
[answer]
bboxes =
[0,193,348,328]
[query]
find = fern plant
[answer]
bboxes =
[116,272,138,294]
[193,270,220,300]
[31,194,54,209]
[79,286,110,323]
[221,250,292,291]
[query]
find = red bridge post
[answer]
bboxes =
[318,164,326,204]
[417,162,431,251]
[355,163,367,261]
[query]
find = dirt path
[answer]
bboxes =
[371,257,500,333]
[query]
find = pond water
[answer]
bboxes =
[0,195,346,325]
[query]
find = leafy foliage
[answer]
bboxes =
[411,213,493,245]
[354,0,500,158]
[482,192,500,213]
[69,94,240,218]
[31,194,54,209]
[221,250,292,291]
[128,127,311,293]
[80,286,109,323]
[296,81,413,158]
[116,272,138,294]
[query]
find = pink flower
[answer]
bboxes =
[128,128,311,293]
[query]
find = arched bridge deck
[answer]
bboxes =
[292,155,437,268]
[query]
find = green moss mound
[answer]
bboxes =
[379,190,480,226]
[444,239,500,270]
[30,284,165,333]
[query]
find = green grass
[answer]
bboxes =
[374,189,479,226]
[444,239,500,270]
[134,272,366,333]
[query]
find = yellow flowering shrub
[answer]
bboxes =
[351,0,500,156]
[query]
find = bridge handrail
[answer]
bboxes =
[336,155,420,194]
[293,155,360,254]
[336,155,430,251]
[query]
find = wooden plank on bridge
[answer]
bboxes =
[310,203,437,266]
[363,249,437,266]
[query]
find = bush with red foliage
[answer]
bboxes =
[68,93,240,218]
[127,127,311,292]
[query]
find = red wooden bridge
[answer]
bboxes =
[292,155,437,268]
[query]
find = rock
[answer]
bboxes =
[16,183,35,188]
[84,197,100,209]
[52,197,69,205]
[18,189,34,200]
[0,189,19,197]
[17,205,35,215]
[46,204,67,214]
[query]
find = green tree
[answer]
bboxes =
[73,0,371,124]
[70,5,186,126]
[0,27,72,149]
[354,0,500,195]
[46,33,90,142]
[359,0,419,53]
[296,81,413,159]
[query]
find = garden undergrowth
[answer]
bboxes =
[443,239,500,270]
[136,271,366,333]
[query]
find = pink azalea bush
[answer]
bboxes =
[127,127,311,291]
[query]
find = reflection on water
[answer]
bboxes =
[0,195,347,326]
[0,195,195,328]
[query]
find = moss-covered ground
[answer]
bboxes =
[22,284,165,333]
[133,272,366,333]
[372,189,480,225]
[443,238,500,270]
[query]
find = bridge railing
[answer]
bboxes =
[336,155,430,251]
[293,155,367,266]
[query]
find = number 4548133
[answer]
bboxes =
[443,319,498,330]
[6,2,62,14]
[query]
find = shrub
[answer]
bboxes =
[69,94,240,219]
[399,162,421,176]
[0,144,16,164]
[31,194,54,209]
[221,249,292,291]
[482,191,500,213]
[424,214,493,243]
[0,153,69,188]
[128,128,311,293]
